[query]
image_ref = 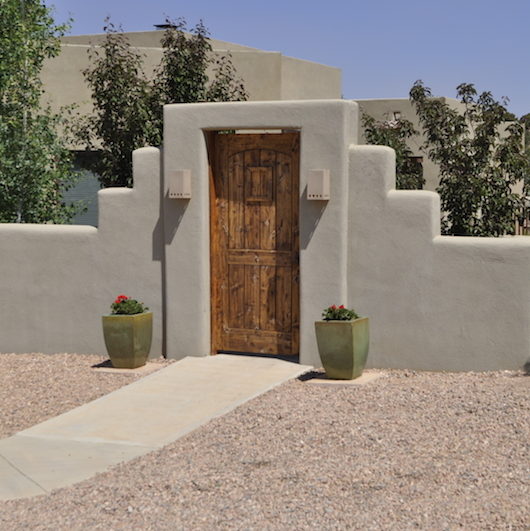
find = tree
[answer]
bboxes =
[520,112,530,153]
[81,18,248,188]
[0,0,79,223]
[361,113,425,190]
[80,22,159,188]
[410,81,529,236]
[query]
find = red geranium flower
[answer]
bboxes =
[339,305,345,309]
[115,294,128,304]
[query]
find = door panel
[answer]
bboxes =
[210,132,300,355]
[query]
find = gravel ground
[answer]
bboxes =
[0,354,528,530]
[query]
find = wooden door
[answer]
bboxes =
[210,132,300,355]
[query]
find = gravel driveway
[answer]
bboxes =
[0,353,528,530]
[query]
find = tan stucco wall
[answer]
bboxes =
[41,44,163,120]
[2,99,528,371]
[41,31,341,121]
[280,56,341,100]
[162,100,357,362]
[0,148,164,356]
[349,144,530,371]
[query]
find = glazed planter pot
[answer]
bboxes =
[102,312,153,369]
[315,317,369,380]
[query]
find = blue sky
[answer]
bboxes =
[49,0,530,117]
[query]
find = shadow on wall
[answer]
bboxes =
[300,185,327,249]
[163,194,189,245]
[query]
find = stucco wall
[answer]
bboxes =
[348,145,530,371]
[41,36,341,123]
[0,148,164,356]
[281,56,341,100]
[1,99,529,371]
[162,100,358,362]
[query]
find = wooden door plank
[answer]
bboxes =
[276,153,292,252]
[275,266,292,332]
[260,265,276,331]
[228,264,245,329]
[224,329,291,355]
[259,149,276,251]
[227,250,291,267]
[229,152,245,249]
[209,132,227,354]
[244,150,261,250]
[244,264,260,330]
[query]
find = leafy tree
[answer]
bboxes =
[410,81,529,236]
[82,18,248,188]
[0,0,79,223]
[80,22,159,188]
[361,113,425,190]
[520,113,530,153]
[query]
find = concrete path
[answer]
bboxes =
[0,355,311,501]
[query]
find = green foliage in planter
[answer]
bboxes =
[110,294,149,315]
[322,305,359,321]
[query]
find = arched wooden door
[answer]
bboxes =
[210,132,300,356]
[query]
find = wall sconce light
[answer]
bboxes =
[307,169,330,200]
[168,169,192,199]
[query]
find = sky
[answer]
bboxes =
[48,0,530,117]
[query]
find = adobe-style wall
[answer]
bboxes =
[0,148,164,357]
[1,99,529,371]
[348,145,530,371]
[161,100,358,361]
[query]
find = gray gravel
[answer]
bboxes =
[0,354,528,530]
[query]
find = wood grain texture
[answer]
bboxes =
[210,133,300,356]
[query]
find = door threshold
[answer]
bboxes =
[216,351,300,364]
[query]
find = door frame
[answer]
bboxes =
[162,100,356,367]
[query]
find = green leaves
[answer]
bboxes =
[362,113,425,190]
[0,0,80,223]
[81,17,248,188]
[82,21,157,188]
[110,294,149,315]
[321,305,359,321]
[410,80,529,236]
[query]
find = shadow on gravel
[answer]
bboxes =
[91,359,113,369]
[298,370,325,382]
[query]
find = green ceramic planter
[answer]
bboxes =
[315,317,369,380]
[102,312,153,369]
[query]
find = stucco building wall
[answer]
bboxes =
[1,100,528,371]
[41,31,342,121]
[0,148,164,356]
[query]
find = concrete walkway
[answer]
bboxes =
[0,355,311,501]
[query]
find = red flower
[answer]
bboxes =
[115,294,128,304]
[331,305,337,310]
[339,305,345,309]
